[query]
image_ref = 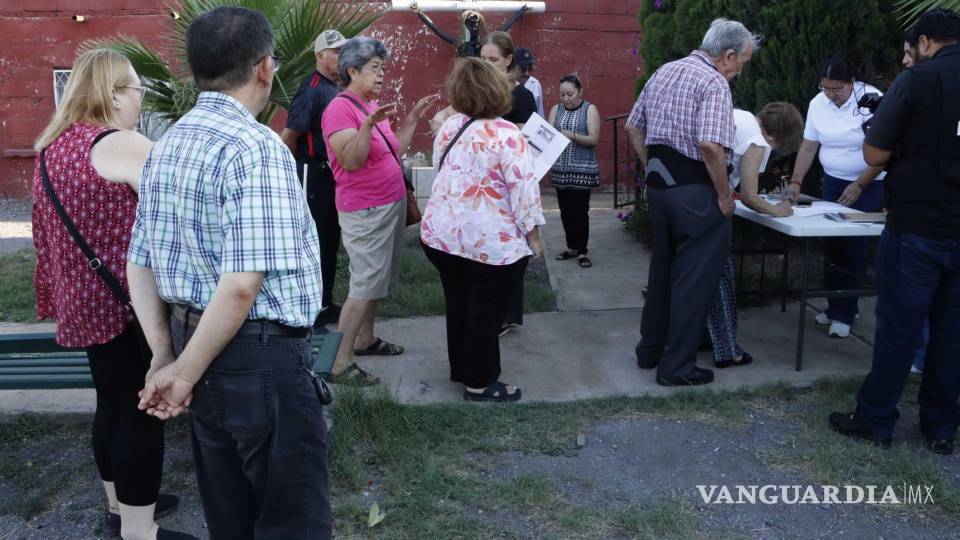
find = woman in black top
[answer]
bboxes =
[481,31,537,128]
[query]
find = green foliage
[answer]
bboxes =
[82,0,384,124]
[0,249,38,322]
[636,0,903,112]
[895,0,960,27]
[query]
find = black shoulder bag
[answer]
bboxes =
[38,131,132,309]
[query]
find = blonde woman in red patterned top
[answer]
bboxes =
[32,49,191,540]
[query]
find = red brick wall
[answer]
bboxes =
[0,0,641,198]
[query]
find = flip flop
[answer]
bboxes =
[555,251,578,260]
[330,363,380,387]
[353,337,404,356]
[578,255,592,268]
[463,381,522,402]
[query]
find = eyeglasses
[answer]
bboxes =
[254,54,283,74]
[362,64,387,75]
[818,84,849,95]
[117,85,146,99]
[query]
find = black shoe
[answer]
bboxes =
[314,304,342,326]
[656,367,714,386]
[715,352,754,369]
[104,494,180,537]
[926,437,955,455]
[828,412,892,448]
[157,528,200,540]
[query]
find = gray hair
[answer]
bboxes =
[338,37,391,83]
[700,18,760,57]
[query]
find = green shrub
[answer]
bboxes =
[637,0,903,112]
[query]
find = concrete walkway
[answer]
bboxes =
[0,191,878,412]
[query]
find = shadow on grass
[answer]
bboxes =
[0,249,37,323]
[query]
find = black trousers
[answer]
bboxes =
[423,244,529,388]
[637,184,732,379]
[173,318,332,540]
[299,159,340,307]
[85,320,165,506]
[556,187,591,254]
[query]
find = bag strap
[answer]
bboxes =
[39,148,131,308]
[438,118,477,171]
[338,94,410,186]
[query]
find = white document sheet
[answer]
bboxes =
[520,113,570,181]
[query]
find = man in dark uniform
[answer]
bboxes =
[830,9,960,455]
[281,29,346,325]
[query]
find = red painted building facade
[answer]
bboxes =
[0,0,641,198]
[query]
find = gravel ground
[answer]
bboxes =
[0,199,33,254]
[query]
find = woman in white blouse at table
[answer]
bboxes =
[786,56,885,339]
[706,102,804,368]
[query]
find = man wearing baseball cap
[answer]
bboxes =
[514,47,544,117]
[281,29,349,326]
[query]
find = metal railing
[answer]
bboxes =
[606,113,640,209]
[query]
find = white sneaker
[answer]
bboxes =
[815,312,859,326]
[829,321,851,338]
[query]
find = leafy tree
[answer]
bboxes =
[84,0,383,124]
[636,0,902,112]
[895,0,960,26]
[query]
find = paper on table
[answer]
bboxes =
[789,201,851,217]
[520,113,571,181]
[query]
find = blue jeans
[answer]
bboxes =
[856,228,960,440]
[820,174,884,325]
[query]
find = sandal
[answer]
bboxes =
[555,250,578,261]
[578,255,592,268]
[463,381,522,402]
[715,352,754,369]
[354,337,404,356]
[330,363,380,386]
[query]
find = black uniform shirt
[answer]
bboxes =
[285,71,341,163]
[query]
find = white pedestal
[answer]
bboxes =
[412,166,437,210]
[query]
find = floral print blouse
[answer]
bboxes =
[421,113,545,265]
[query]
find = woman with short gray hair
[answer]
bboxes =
[321,36,438,385]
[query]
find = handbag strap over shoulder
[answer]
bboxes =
[438,117,477,171]
[38,147,131,308]
[338,94,410,186]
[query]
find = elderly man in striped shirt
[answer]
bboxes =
[626,19,758,387]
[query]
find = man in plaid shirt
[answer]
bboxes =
[126,7,332,539]
[626,19,757,387]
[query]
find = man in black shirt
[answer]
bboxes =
[829,9,960,455]
[281,29,346,325]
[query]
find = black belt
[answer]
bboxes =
[171,304,311,339]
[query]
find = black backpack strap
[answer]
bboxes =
[337,94,411,188]
[438,118,477,171]
[38,149,131,308]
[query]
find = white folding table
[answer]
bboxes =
[734,200,884,371]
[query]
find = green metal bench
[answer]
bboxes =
[0,330,342,390]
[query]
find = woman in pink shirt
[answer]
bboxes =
[323,37,437,385]
[421,57,545,402]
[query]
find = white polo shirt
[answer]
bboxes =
[731,109,771,189]
[803,81,885,182]
[524,75,544,118]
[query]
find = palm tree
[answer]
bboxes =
[83,0,384,125]
[894,0,960,27]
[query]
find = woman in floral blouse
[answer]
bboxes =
[421,57,544,402]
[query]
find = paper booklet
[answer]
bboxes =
[520,113,571,181]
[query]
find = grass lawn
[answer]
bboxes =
[2,377,958,537]
[0,249,37,322]
[0,231,556,323]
